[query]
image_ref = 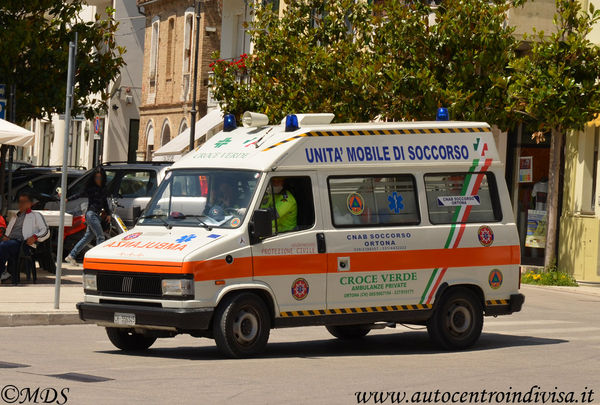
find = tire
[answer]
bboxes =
[212,293,271,358]
[326,324,371,340]
[427,287,483,350]
[105,327,157,351]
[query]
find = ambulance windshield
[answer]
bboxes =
[138,169,261,229]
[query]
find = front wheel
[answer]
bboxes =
[212,293,271,358]
[106,327,156,351]
[326,324,371,340]
[427,287,483,350]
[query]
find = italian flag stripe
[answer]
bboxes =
[419,158,493,304]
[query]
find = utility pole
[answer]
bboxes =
[6,84,16,214]
[189,0,203,152]
[55,33,77,309]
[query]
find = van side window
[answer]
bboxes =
[259,176,315,234]
[328,175,420,227]
[424,172,502,224]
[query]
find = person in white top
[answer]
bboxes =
[0,192,49,281]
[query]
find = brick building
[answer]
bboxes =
[136,0,221,160]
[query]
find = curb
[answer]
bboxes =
[521,284,600,298]
[0,312,84,327]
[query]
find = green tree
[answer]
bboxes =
[211,0,521,126]
[211,0,376,122]
[372,0,521,126]
[0,0,125,123]
[507,0,600,267]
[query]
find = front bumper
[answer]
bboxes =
[77,302,213,331]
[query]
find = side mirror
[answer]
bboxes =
[250,209,273,243]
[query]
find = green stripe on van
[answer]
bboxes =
[420,158,481,304]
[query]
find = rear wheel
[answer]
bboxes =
[212,293,271,358]
[427,287,483,350]
[105,327,156,351]
[326,324,371,340]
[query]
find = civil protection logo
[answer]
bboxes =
[291,278,309,300]
[347,193,365,216]
[488,269,503,289]
[478,225,494,247]
[122,232,142,240]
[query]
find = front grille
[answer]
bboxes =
[96,272,162,298]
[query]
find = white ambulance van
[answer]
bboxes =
[77,112,524,358]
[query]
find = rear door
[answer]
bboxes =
[251,172,328,316]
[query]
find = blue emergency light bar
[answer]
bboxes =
[436,107,449,121]
[285,114,299,132]
[223,113,237,132]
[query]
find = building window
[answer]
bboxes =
[128,119,140,163]
[576,126,599,214]
[161,120,171,146]
[327,175,420,227]
[182,8,194,101]
[149,17,160,85]
[179,119,188,134]
[592,127,599,212]
[424,172,502,224]
[263,0,280,13]
[166,18,175,79]
[145,121,154,160]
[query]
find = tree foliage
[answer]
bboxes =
[507,0,600,133]
[211,0,522,126]
[0,0,126,123]
[507,0,600,267]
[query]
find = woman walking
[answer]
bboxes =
[65,167,111,265]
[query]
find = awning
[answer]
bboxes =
[0,118,34,147]
[153,108,223,158]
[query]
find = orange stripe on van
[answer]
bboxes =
[328,245,519,273]
[183,257,253,281]
[252,254,327,277]
[84,245,519,281]
[83,258,184,273]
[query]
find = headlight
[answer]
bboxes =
[83,274,97,291]
[162,279,194,296]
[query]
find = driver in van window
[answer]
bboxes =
[260,177,297,233]
[204,180,244,220]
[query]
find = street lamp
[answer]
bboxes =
[189,0,204,152]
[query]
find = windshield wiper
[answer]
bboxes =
[139,214,172,229]
[183,215,213,231]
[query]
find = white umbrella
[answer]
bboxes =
[0,118,34,147]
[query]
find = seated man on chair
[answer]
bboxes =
[0,192,49,281]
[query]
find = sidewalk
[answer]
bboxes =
[0,263,85,327]
[2,266,599,328]
[521,283,600,298]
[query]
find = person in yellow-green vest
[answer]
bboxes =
[260,178,297,233]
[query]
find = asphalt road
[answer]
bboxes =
[1,285,599,405]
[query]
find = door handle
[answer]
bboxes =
[316,233,326,254]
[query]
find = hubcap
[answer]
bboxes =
[446,301,473,336]
[232,308,259,345]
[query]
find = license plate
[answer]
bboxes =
[114,312,136,326]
